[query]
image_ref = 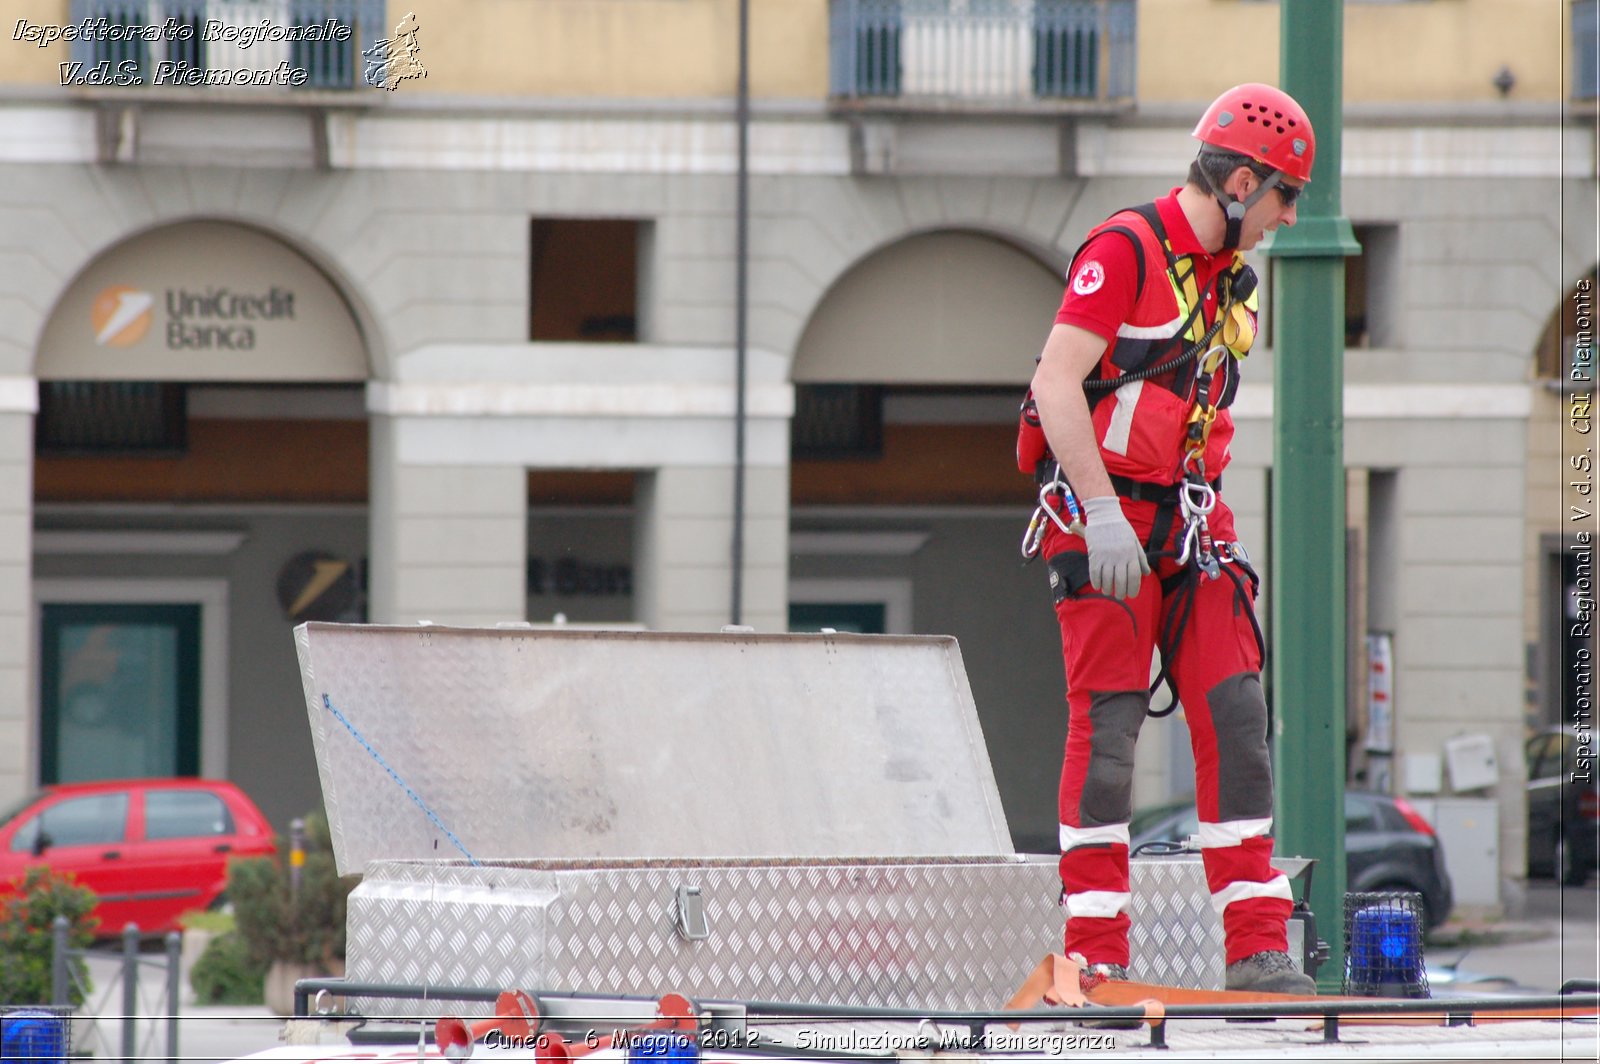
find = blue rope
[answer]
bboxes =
[321,693,478,865]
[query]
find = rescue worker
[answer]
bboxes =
[1018,83,1318,995]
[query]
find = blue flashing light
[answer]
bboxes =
[627,1031,701,1064]
[1349,905,1425,996]
[1,1009,69,1064]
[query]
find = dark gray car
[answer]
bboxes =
[1129,791,1454,930]
[1525,726,1598,886]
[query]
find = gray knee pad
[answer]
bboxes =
[1079,691,1148,828]
[1207,673,1273,821]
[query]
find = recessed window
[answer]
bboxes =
[36,382,187,454]
[792,385,884,460]
[1346,224,1400,348]
[530,219,643,342]
[1575,0,1598,100]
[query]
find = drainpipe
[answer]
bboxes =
[731,0,751,626]
[1271,0,1361,988]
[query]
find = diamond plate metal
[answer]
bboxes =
[348,857,1063,1017]
[1127,856,1227,989]
[293,625,1012,875]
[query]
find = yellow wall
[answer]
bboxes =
[0,0,829,98]
[1136,0,1281,101]
[1,0,72,86]
[400,0,825,98]
[0,0,1573,103]
[1139,0,1567,104]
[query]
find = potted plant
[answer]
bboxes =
[228,810,357,1015]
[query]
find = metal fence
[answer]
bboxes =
[68,0,389,90]
[1578,0,1598,100]
[52,919,183,1063]
[829,0,1135,103]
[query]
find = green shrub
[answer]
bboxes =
[0,867,98,1006]
[189,930,267,1005]
[230,809,357,971]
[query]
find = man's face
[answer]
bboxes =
[1232,167,1303,251]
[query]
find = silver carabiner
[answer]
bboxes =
[1021,507,1048,559]
[1179,478,1217,520]
[1176,518,1199,567]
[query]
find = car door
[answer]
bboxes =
[121,786,241,933]
[1341,793,1391,890]
[7,790,134,931]
[1525,733,1566,869]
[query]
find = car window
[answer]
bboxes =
[145,790,235,840]
[9,793,129,851]
[1558,734,1578,775]
[1345,794,1379,832]
[0,792,43,831]
[1530,734,1570,780]
[1525,735,1549,772]
[1130,803,1187,838]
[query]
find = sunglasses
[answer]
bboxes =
[1251,167,1303,207]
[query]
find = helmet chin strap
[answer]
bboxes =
[1199,153,1283,250]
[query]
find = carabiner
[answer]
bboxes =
[1021,508,1048,559]
[1180,479,1216,520]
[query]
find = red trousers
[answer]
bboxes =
[1044,493,1292,967]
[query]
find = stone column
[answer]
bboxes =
[0,389,34,807]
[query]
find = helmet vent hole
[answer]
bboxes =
[1247,115,1257,123]
[1275,125,1285,133]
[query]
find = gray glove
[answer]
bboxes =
[1081,495,1150,600]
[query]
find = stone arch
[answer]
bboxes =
[1533,263,1598,380]
[34,216,382,382]
[792,228,1066,385]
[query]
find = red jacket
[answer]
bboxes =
[1020,197,1256,486]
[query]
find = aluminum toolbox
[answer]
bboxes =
[293,624,1277,1014]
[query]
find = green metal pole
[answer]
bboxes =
[1270,0,1360,991]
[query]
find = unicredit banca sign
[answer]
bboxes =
[92,284,299,351]
[42,221,365,381]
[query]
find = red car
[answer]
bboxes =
[0,778,276,935]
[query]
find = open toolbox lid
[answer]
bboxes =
[293,624,1014,874]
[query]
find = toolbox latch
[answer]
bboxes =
[675,884,710,941]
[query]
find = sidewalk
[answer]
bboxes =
[1424,881,1599,993]
[79,953,282,1064]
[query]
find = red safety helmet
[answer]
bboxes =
[1192,83,1315,184]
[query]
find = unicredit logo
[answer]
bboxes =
[91,285,155,347]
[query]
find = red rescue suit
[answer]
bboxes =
[1025,192,1292,968]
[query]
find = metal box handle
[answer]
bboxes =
[675,884,710,941]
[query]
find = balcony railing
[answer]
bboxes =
[67,0,389,91]
[1577,0,1598,100]
[830,0,1135,106]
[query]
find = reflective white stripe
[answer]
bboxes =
[1210,875,1294,914]
[1100,379,1142,456]
[1064,890,1132,919]
[1059,822,1131,851]
[1115,311,1186,340]
[1196,818,1274,849]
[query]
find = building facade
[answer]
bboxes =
[0,0,1593,909]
